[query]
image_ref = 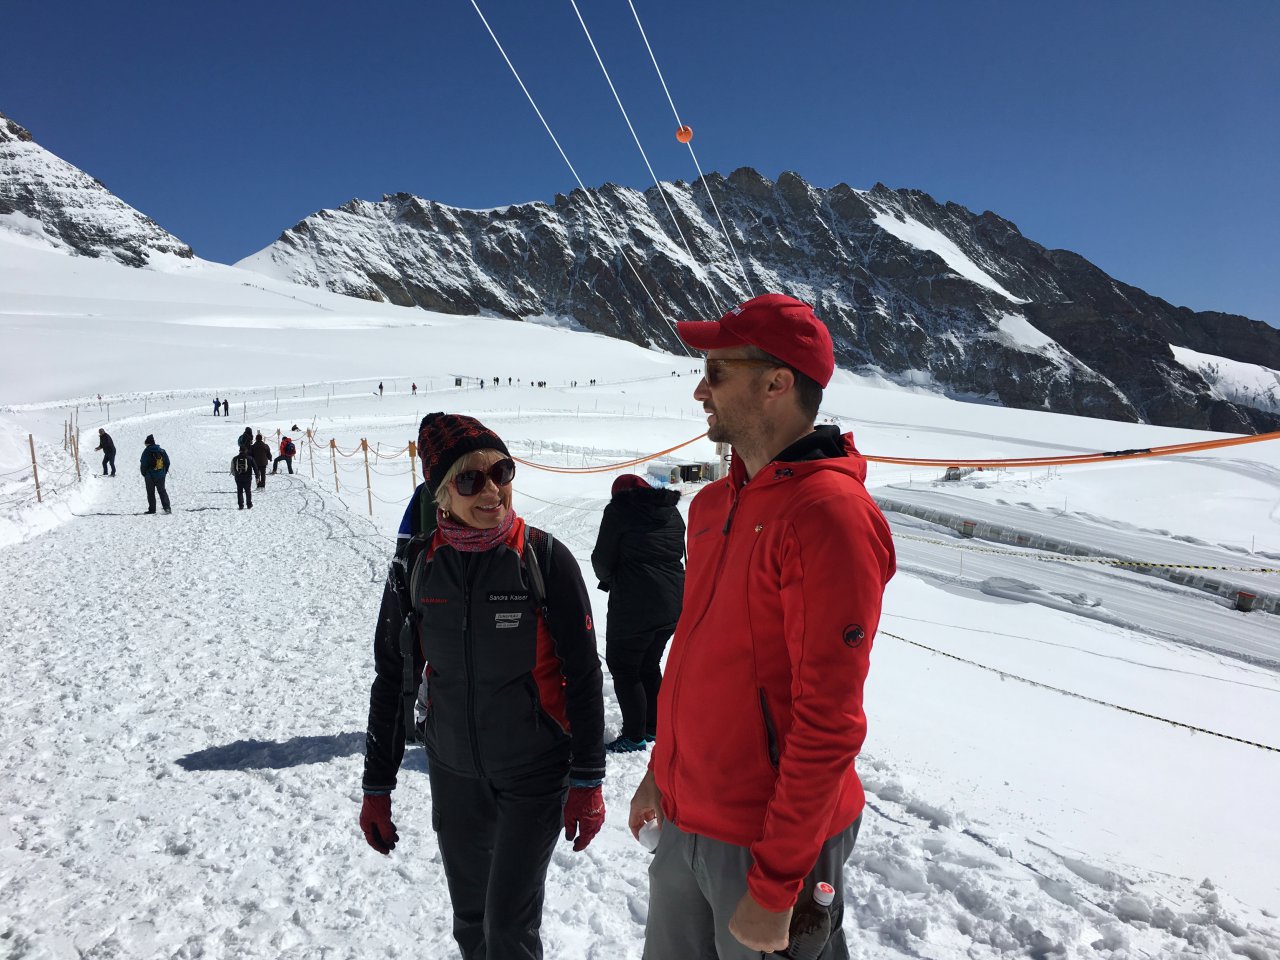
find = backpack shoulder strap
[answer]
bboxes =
[522,526,555,621]
[396,533,433,744]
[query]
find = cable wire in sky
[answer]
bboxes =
[467,0,691,354]
[626,0,754,298]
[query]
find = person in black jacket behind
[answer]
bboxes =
[360,412,606,960]
[94,428,116,476]
[591,474,685,753]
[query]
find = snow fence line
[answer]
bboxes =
[873,494,1280,616]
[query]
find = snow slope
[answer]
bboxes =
[3,238,1280,958]
[1172,344,1280,415]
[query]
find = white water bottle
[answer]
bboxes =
[637,819,661,853]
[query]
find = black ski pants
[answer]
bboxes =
[101,451,116,476]
[253,461,266,487]
[271,455,293,474]
[428,759,569,960]
[606,624,674,742]
[235,474,253,509]
[145,475,170,513]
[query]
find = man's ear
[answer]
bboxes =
[762,366,796,400]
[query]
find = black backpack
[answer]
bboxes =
[233,453,252,475]
[392,524,555,745]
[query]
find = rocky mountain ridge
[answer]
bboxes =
[239,170,1280,433]
[3,106,1275,432]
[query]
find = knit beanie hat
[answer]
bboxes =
[418,412,510,496]
[144,434,155,445]
[611,474,651,496]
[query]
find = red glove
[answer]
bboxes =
[563,785,605,852]
[360,794,399,854]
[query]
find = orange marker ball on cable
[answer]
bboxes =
[676,125,693,143]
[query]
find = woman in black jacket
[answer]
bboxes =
[591,474,685,753]
[360,413,605,960]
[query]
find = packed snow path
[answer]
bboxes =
[3,410,1280,959]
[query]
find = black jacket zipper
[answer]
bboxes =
[461,561,486,778]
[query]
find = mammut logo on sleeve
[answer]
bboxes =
[495,612,523,630]
[420,597,449,605]
[843,624,865,648]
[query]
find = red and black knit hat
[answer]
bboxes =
[418,412,510,495]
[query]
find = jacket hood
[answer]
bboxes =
[727,426,867,490]
[613,486,682,512]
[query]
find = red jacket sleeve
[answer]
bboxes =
[746,492,894,910]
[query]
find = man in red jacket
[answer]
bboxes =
[629,294,895,958]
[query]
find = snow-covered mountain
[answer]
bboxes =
[4,105,1277,435]
[0,111,193,266]
[239,172,1280,434]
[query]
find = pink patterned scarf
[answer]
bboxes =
[437,508,517,552]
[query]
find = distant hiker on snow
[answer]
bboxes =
[250,432,271,488]
[212,397,221,417]
[360,412,605,960]
[591,474,684,753]
[94,428,116,477]
[222,398,229,416]
[231,445,254,510]
[378,381,383,396]
[411,382,417,395]
[139,434,171,515]
[629,294,896,958]
[272,435,296,474]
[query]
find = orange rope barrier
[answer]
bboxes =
[865,429,1280,469]
[297,424,1280,478]
[510,433,707,474]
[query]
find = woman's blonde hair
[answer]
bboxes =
[433,448,506,513]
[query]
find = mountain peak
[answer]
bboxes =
[0,108,193,266]
[0,112,34,144]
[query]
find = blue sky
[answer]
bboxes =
[4,0,1277,324]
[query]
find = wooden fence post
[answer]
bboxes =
[362,438,373,516]
[307,429,315,478]
[330,438,339,493]
[409,440,418,493]
[28,434,42,503]
[72,432,81,482]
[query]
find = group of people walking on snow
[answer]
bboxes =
[230,427,297,509]
[212,396,230,417]
[359,294,896,960]
[91,421,299,515]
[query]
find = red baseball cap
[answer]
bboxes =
[675,293,835,388]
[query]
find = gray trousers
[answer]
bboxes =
[643,815,861,960]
